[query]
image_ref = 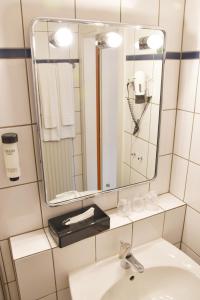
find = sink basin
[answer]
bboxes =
[69,239,200,300]
[102,266,200,300]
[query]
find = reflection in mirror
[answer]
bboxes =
[31,19,165,206]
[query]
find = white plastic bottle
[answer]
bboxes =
[1,133,21,181]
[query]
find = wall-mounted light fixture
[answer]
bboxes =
[96,32,122,49]
[49,27,73,48]
[135,34,163,50]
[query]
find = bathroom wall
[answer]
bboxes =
[121,29,162,184]
[170,0,200,264]
[0,0,185,299]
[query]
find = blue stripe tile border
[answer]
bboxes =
[35,58,79,64]
[182,51,200,59]
[126,54,164,61]
[126,52,181,61]
[0,48,31,58]
[0,48,200,61]
[166,52,181,59]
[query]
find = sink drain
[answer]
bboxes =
[129,275,135,281]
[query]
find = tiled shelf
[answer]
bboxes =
[10,193,186,260]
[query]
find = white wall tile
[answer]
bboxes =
[131,138,148,176]
[159,0,184,51]
[152,60,162,105]
[34,32,49,59]
[123,133,131,165]
[137,104,151,141]
[32,125,42,181]
[0,249,6,284]
[174,110,193,159]
[40,184,82,227]
[26,59,36,123]
[0,240,15,283]
[0,0,24,47]
[121,0,159,25]
[181,243,200,265]
[118,183,149,201]
[39,293,57,300]
[76,0,120,22]
[4,284,10,300]
[158,193,185,210]
[0,183,42,240]
[57,288,71,300]
[149,104,159,145]
[53,237,95,290]
[174,242,181,249]
[0,283,4,300]
[178,60,199,112]
[15,250,56,300]
[21,0,75,46]
[163,206,186,244]
[10,229,50,260]
[182,207,200,256]
[8,281,20,300]
[107,208,131,230]
[185,162,200,212]
[0,60,31,128]
[170,155,188,200]
[195,73,200,113]
[159,110,176,155]
[96,224,132,261]
[147,144,157,179]
[182,0,200,51]
[0,284,3,300]
[150,155,172,194]
[132,213,164,247]
[83,191,118,211]
[0,126,37,188]
[190,114,200,164]
[162,60,180,110]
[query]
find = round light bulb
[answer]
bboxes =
[106,32,122,48]
[53,27,73,47]
[147,34,163,50]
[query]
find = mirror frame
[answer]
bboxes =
[30,17,166,206]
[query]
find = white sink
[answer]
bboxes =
[69,239,200,300]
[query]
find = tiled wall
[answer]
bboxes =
[122,53,162,184]
[10,194,186,300]
[170,0,200,264]
[0,0,185,299]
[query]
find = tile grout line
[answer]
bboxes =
[182,58,200,203]
[169,0,187,196]
[181,241,200,259]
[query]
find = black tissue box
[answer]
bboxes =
[48,204,110,248]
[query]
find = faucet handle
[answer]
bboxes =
[119,241,131,259]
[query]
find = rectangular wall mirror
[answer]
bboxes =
[31,18,165,206]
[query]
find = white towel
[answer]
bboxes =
[38,64,60,141]
[57,63,75,126]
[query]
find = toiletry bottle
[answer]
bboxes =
[1,133,21,181]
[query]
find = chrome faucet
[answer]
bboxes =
[119,241,144,273]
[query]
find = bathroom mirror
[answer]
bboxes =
[31,18,165,206]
